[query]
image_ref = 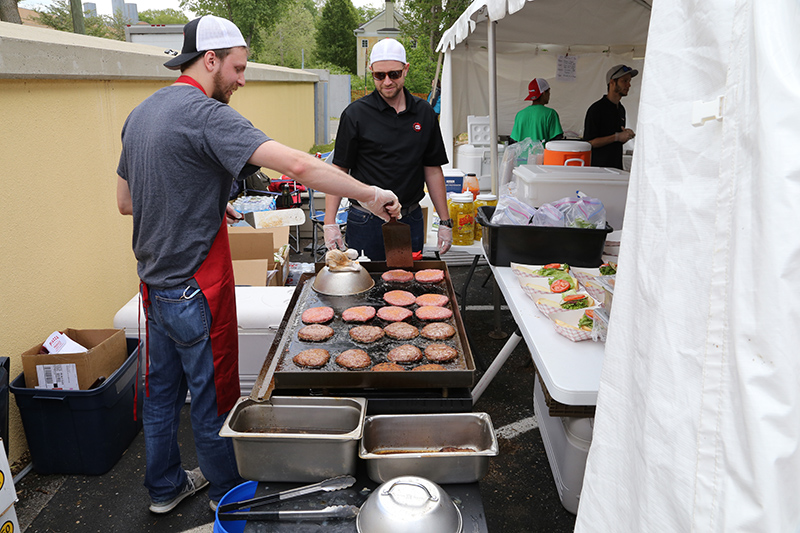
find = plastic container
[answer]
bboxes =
[533,378,593,514]
[454,144,507,191]
[0,358,8,457]
[11,338,142,475]
[477,206,612,267]
[449,193,475,246]
[214,480,258,533]
[512,164,630,230]
[462,173,480,200]
[473,193,497,241]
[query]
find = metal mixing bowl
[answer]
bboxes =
[312,265,374,296]
[357,476,462,533]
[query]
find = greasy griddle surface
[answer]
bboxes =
[278,276,467,373]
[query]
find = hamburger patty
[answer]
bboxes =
[420,322,456,340]
[372,362,406,372]
[342,306,376,323]
[415,293,450,307]
[335,349,371,370]
[412,363,447,371]
[424,343,458,363]
[381,269,414,283]
[415,305,453,321]
[301,306,335,324]
[349,325,385,343]
[387,344,423,363]
[415,269,445,283]
[297,324,335,342]
[377,306,413,322]
[293,349,330,368]
[383,322,419,340]
[382,290,416,307]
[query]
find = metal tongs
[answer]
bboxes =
[217,475,359,522]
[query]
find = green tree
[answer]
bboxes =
[34,0,119,38]
[255,0,316,68]
[403,37,437,94]
[399,0,470,61]
[314,0,358,73]
[138,8,189,25]
[179,0,291,55]
[355,5,379,25]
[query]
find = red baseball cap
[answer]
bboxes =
[525,78,550,101]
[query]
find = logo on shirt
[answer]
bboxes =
[413,122,422,132]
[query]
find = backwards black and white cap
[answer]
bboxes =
[164,15,247,70]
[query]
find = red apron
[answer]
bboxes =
[139,220,239,417]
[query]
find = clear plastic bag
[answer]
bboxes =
[530,202,565,227]
[552,196,607,229]
[490,194,538,225]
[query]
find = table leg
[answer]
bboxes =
[460,254,481,318]
[488,281,508,339]
[471,328,522,405]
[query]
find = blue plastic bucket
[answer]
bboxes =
[213,480,258,533]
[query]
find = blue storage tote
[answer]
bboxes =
[11,338,142,475]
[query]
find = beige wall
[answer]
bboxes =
[0,22,317,463]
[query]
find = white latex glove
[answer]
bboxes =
[323,224,344,250]
[362,185,401,221]
[438,225,453,255]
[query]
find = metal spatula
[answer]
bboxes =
[382,216,413,268]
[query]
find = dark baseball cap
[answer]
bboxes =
[164,15,246,70]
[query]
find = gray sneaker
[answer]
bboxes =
[209,500,219,512]
[149,468,209,514]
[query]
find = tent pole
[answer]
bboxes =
[488,20,498,195]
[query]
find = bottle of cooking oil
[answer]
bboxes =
[449,193,475,246]
[473,193,498,241]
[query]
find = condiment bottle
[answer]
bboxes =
[449,193,475,246]
[463,173,480,200]
[473,193,497,241]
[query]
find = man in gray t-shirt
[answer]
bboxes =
[116,15,400,515]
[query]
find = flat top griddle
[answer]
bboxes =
[252,262,475,397]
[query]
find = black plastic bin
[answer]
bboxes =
[0,357,8,456]
[11,338,143,475]
[477,206,612,267]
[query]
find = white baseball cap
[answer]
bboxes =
[370,38,407,66]
[164,15,247,70]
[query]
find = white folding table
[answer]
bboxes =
[471,263,605,406]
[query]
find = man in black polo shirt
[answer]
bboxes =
[324,38,452,261]
[583,64,639,169]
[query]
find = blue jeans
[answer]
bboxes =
[143,284,244,503]
[345,206,424,262]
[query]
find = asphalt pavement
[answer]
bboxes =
[13,239,577,532]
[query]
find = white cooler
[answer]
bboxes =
[455,143,506,191]
[113,286,295,396]
[534,378,594,515]
[512,164,630,230]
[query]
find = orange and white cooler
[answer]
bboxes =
[543,140,592,167]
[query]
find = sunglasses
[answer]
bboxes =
[372,70,404,81]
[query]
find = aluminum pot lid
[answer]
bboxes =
[357,476,462,533]
[544,140,591,152]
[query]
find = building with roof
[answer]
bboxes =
[352,0,406,77]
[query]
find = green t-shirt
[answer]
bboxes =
[510,105,563,143]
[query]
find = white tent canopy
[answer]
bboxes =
[440,0,800,531]
[435,0,651,182]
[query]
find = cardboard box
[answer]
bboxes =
[21,329,127,390]
[229,225,290,286]
[0,439,16,514]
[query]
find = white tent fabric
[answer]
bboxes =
[436,0,651,170]
[575,1,800,531]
